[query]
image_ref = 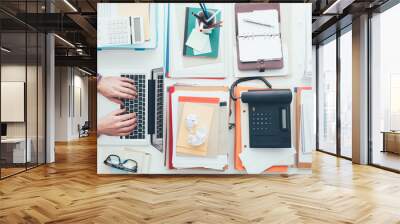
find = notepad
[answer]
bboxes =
[176,100,217,156]
[186,28,211,54]
[237,9,282,63]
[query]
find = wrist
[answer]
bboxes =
[97,74,104,94]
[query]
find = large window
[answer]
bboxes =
[370,3,400,171]
[317,26,353,159]
[340,29,352,158]
[318,37,337,155]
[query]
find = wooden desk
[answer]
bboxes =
[382,131,400,154]
[1,138,31,163]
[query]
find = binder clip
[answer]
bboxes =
[257,59,266,72]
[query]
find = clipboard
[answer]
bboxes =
[234,3,283,72]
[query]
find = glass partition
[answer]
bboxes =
[1,31,28,178]
[339,29,352,158]
[318,37,337,155]
[0,1,46,179]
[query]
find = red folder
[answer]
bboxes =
[168,86,175,169]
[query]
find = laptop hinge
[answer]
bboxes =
[147,79,156,135]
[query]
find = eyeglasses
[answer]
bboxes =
[104,154,138,173]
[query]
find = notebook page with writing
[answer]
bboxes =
[237,10,280,36]
[237,10,282,63]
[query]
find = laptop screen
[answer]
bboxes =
[1,123,7,137]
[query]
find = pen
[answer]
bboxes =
[208,21,223,28]
[205,9,221,23]
[202,3,209,18]
[199,3,209,19]
[243,18,273,27]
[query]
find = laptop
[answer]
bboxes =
[109,68,165,152]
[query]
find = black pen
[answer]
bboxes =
[199,3,209,19]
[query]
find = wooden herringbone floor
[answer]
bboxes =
[1,136,400,224]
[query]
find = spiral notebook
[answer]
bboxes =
[235,3,283,71]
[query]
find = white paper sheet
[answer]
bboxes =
[186,28,211,53]
[239,148,295,174]
[301,91,314,154]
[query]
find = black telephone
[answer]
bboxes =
[241,89,292,148]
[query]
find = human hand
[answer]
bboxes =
[97,108,137,136]
[98,76,137,104]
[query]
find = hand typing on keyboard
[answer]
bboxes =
[97,76,137,104]
[97,76,138,137]
[97,108,137,136]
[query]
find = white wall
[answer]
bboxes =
[54,66,89,141]
[54,66,69,141]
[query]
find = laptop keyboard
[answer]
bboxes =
[156,73,164,139]
[120,74,146,140]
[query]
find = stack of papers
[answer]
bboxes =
[168,86,230,171]
[294,87,314,168]
[300,91,314,154]
[239,148,295,174]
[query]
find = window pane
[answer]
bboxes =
[27,31,38,169]
[318,38,337,154]
[371,3,400,171]
[340,29,352,158]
